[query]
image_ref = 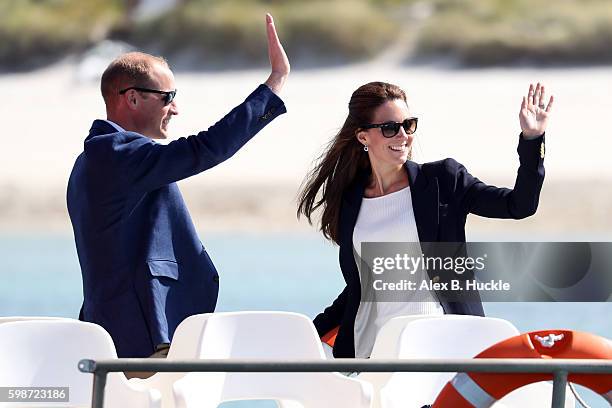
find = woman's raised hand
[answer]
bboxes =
[519,83,553,138]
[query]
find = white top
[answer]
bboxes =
[352,186,443,358]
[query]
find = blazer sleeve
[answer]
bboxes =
[103,84,286,194]
[447,133,545,219]
[313,285,348,337]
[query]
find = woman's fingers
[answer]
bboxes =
[545,95,554,112]
[539,85,546,109]
[526,82,552,111]
[527,83,535,107]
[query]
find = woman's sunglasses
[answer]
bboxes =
[360,117,418,138]
[119,86,177,106]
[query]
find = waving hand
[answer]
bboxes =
[264,13,290,95]
[520,82,554,137]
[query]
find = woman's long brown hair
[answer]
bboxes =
[297,82,408,245]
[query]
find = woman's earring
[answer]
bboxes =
[363,145,369,152]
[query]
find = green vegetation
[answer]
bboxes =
[119,0,397,69]
[415,0,612,66]
[0,0,123,70]
[3,0,612,71]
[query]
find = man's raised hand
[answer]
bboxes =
[264,13,290,95]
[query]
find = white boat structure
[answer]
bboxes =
[1,313,611,407]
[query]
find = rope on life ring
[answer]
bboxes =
[431,330,612,407]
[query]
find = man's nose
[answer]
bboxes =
[169,100,179,115]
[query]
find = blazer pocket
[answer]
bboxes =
[147,259,179,281]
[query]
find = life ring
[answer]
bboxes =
[431,330,612,407]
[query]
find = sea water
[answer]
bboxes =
[0,233,610,407]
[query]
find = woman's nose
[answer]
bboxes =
[397,126,411,139]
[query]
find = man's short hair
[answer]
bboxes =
[101,52,169,106]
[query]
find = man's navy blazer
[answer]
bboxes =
[313,134,546,358]
[67,85,286,358]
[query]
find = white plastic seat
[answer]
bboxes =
[128,313,213,408]
[0,316,72,324]
[170,311,373,408]
[379,315,574,407]
[0,320,160,407]
[357,314,470,408]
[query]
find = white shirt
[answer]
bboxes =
[352,186,443,358]
[103,119,126,133]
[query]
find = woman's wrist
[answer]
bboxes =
[521,131,544,140]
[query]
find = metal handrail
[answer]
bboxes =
[78,358,612,408]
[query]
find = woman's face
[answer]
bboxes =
[357,99,415,170]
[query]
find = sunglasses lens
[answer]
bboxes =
[403,119,417,134]
[381,123,400,138]
[165,91,176,105]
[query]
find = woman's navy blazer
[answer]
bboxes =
[313,134,546,358]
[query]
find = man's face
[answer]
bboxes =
[131,63,178,139]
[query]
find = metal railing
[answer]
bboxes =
[78,358,612,408]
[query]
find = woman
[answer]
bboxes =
[297,81,553,358]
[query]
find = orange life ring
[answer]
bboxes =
[432,330,612,407]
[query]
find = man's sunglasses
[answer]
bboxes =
[119,87,177,106]
[360,117,418,138]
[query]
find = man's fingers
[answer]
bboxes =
[266,13,284,61]
[265,13,289,76]
[266,13,279,47]
[263,13,289,93]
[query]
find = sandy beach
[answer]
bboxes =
[1,60,611,235]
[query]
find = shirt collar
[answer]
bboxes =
[103,119,126,133]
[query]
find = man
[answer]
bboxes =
[67,14,289,358]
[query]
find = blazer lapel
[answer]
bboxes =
[339,179,366,249]
[405,161,440,242]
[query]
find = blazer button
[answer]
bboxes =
[432,276,440,283]
[213,276,219,283]
[439,203,449,217]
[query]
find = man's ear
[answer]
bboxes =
[125,90,138,111]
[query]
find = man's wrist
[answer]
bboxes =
[264,72,287,95]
